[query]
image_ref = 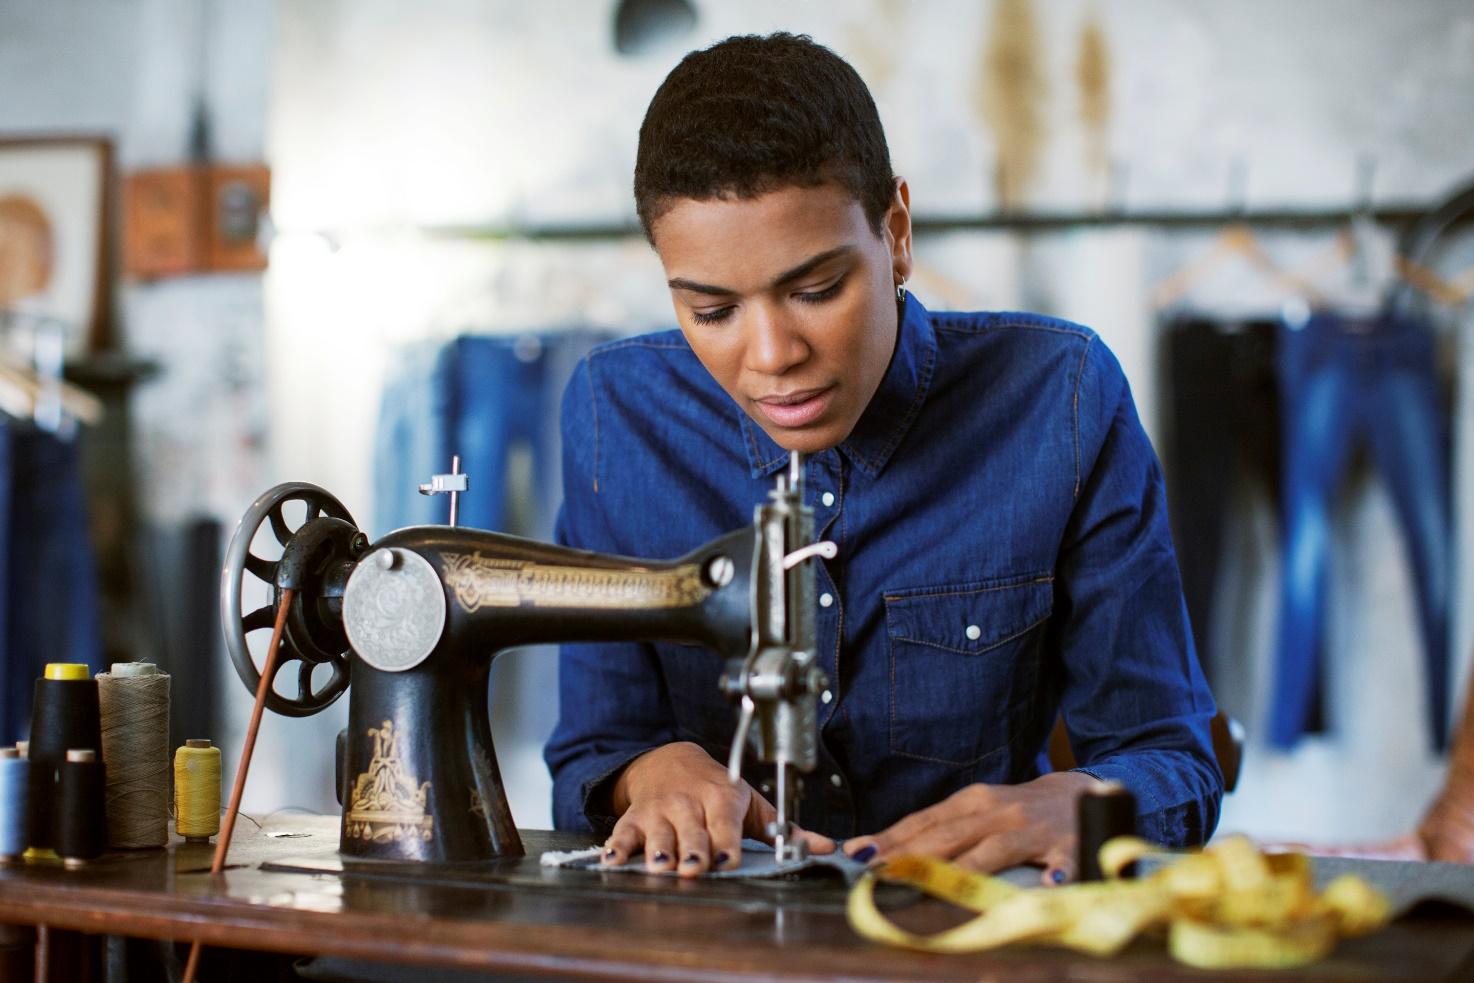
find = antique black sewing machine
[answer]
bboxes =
[220,452,833,865]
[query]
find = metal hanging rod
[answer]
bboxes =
[416,202,1446,242]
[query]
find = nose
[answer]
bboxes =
[744,304,810,377]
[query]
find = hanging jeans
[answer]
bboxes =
[374,333,608,537]
[0,422,104,743]
[1270,311,1451,751]
[1162,318,1283,691]
[372,330,613,763]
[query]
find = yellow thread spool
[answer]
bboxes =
[44,664,89,681]
[174,740,221,843]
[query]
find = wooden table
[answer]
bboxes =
[3,814,1474,982]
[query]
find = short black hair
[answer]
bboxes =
[634,32,895,242]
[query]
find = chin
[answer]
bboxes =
[763,426,844,456]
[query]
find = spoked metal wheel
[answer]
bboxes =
[221,482,363,717]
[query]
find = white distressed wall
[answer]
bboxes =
[3,0,1473,840]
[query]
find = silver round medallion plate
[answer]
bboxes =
[343,548,447,672]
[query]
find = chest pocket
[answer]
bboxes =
[885,576,1053,767]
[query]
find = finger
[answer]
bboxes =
[601,815,647,867]
[675,822,712,878]
[953,829,1034,874]
[742,792,835,859]
[794,826,836,855]
[743,788,777,842]
[883,815,991,862]
[1039,842,1076,886]
[642,818,678,872]
[708,803,744,872]
[849,793,976,860]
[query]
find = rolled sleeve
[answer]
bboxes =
[1054,340,1224,847]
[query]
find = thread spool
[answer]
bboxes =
[0,749,27,861]
[14,741,49,862]
[57,749,106,868]
[27,664,102,854]
[174,740,221,843]
[1077,782,1138,882]
[97,662,170,849]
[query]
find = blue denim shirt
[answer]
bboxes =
[544,295,1222,847]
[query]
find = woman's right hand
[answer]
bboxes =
[600,741,834,877]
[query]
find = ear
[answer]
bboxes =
[885,177,914,285]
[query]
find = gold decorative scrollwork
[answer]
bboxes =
[441,552,710,614]
[344,719,434,845]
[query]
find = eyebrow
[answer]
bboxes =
[667,245,856,296]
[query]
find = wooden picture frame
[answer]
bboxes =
[0,135,113,355]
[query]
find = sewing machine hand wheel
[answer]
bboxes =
[222,482,364,717]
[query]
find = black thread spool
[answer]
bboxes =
[57,749,106,868]
[1077,782,1137,882]
[27,667,102,853]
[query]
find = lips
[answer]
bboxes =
[753,387,835,428]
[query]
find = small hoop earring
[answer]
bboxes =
[895,282,907,303]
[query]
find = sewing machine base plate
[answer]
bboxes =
[263,829,872,914]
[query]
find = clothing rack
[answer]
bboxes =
[418,202,1454,243]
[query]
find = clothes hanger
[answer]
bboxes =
[1151,158,1329,312]
[0,354,104,427]
[1151,222,1329,311]
[0,310,105,430]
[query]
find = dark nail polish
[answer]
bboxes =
[603,847,617,860]
[852,845,877,863]
[651,850,669,864]
[682,853,701,865]
[1051,869,1066,885]
[715,852,731,865]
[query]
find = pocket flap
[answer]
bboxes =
[884,576,1053,654]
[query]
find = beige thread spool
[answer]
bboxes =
[174,740,221,843]
[97,662,171,849]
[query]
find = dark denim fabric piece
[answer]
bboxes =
[0,422,103,743]
[1270,311,1451,751]
[544,295,1222,847]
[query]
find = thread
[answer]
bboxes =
[27,667,101,853]
[97,663,171,848]
[1078,782,1138,882]
[57,749,106,867]
[0,749,27,860]
[174,740,221,841]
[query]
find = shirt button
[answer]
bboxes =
[830,773,843,788]
[821,689,833,704]
[820,592,834,608]
[965,624,982,640]
[821,491,835,507]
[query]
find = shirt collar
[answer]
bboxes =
[740,292,938,479]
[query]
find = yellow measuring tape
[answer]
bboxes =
[847,836,1391,969]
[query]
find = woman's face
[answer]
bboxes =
[650,179,912,454]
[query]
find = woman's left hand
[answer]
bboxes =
[842,771,1103,886]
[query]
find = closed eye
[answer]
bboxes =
[795,274,847,305]
[690,306,734,325]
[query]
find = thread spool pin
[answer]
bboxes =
[1078,782,1138,882]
